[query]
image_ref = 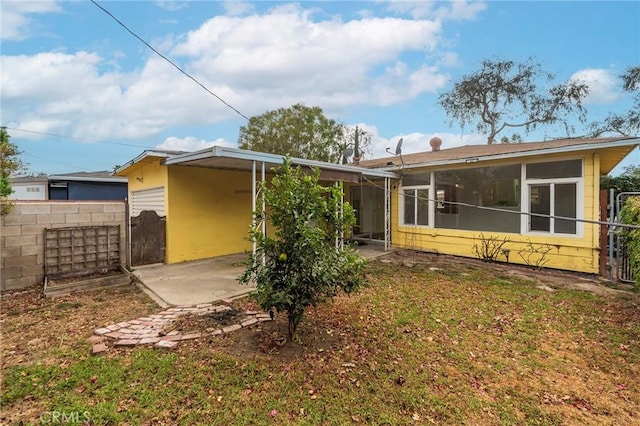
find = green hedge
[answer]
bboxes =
[620,196,640,288]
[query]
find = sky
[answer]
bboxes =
[1,0,639,176]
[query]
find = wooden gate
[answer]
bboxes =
[131,210,166,266]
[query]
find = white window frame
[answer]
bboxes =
[523,158,583,237]
[399,185,432,227]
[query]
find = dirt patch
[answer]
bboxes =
[170,308,247,333]
[0,284,158,369]
[176,299,345,362]
[380,250,637,298]
[46,268,123,285]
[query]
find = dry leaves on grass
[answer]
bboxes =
[1,284,158,369]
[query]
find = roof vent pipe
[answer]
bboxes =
[429,137,442,152]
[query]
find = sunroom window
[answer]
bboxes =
[401,172,430,226]
[403,188,429,226]
[526,159,581,235]
[434,164,521,233]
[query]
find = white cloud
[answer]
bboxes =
[223,1,255,16]
[385,0,487,20]
[154,1,187,12]
[1,4,453,142]
[443,0,488,21]
[437,51,459,67]
[1,0,61,41]
[570,68,620,105]
[155,136,232,151]
[357,124,485,160]
[172,6,446,112]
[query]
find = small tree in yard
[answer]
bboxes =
[239,158,367,341]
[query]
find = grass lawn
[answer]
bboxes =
[1,253,639,425]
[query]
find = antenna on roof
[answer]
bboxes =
[386,137,404,168]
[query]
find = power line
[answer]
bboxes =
[360,175,640,230]
[22,153,92,172]
[90,0,250,121]
[4,127,156,149]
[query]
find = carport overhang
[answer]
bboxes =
[164,146,399,252]
[164,145,397,182]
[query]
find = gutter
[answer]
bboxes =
[375,138,640,172]
[48,176,128,183]
[114,150,179,175]
[165,146,399,179]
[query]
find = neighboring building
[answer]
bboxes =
[8,176,48,200]
[48,171,128,201]
[358,136,639,274]
[116,137,639,275]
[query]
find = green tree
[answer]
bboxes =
[0,128,24,214]
[339,125,372,163]
[619,196,640,287]
[500,133,523,144]
[601,165,640,194]
[238,103,347,162]
[591,66,640,137]
[239,158,367,341]
[439,58,589,144]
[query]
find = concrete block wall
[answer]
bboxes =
[1,201,126,291]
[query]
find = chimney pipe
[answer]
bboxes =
[429,137,442,152]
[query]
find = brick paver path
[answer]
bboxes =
[90,303,271,352]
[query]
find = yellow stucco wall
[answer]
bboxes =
[125,158,169,201]
[119,150,608,273]
[389,152,603,274]
[166,166,253,263]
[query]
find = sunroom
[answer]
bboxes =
[359,137,639,274]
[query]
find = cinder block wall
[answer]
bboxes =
[1,201,126,291]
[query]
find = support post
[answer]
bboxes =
[261,162,266,266]
[608,188,615,280]
[340,182,344,250]
[252,160,256,257]
[384,177,390,251]
[599,189,608,277]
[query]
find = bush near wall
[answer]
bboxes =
[620,196,640,288]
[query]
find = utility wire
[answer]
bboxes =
[360,175,640,230]
[22,153,92,172]
[90,0,250,121]
[4,127,156,149]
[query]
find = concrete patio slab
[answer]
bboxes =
[133,245,388,307]
[132,254,252,306]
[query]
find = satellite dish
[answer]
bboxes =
[342,147,354,164]
[386,137,404,156]
[395,137,403,155]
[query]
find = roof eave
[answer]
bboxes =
[379,138,640,172]
[165,146,399,179]
[115,150,176,176]
[48,176,128,183]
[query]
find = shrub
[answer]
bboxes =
[619,196,640,288]
[239,158,367,340]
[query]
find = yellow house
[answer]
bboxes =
[116,137,637,276]
[115,147,396,266]
[357,137,639,274]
